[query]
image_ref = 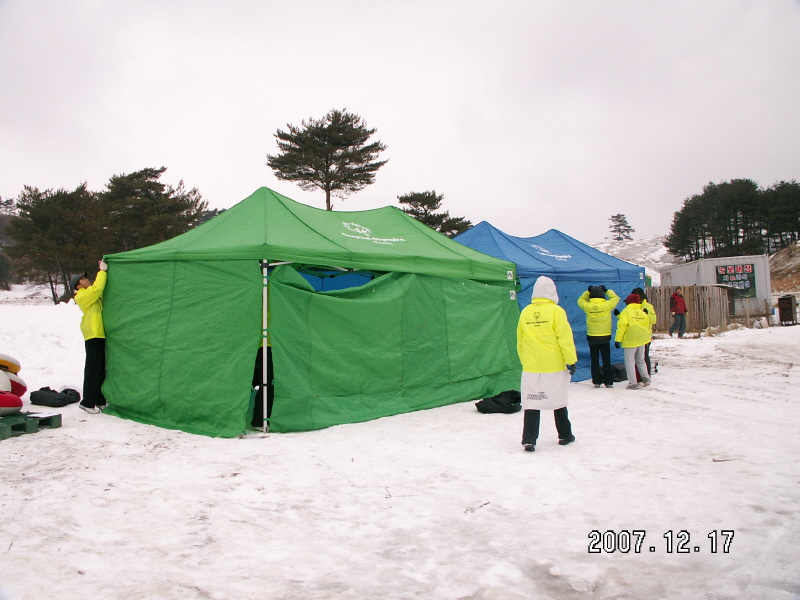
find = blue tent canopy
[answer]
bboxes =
[455,223,646,382]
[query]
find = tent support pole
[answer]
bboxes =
[261,260,269,433]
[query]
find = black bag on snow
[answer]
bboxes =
[610,363,628,382]
[475,390,522,414]
[29,387,81,407]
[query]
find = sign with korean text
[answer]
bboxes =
[716,264,756,298]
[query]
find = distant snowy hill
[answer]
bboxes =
[769,241,800,293]
[591,236,676,286]
[591,236,800,293]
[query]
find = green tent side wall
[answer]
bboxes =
[268,266,519,433]
[102,260,262,437]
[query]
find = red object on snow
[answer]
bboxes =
[8,373,27,397]
[0,390,23,416]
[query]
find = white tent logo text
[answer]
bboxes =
[341,222,406,245]
[530,244,572,261]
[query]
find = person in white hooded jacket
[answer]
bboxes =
[517,276,578,452]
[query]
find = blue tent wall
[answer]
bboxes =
[300,271,373,291]
[455,223,647,382]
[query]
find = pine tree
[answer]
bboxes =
[0,250,12,290]
[6,168,207,301]
[609,214,635,241]
[763,180,800,250]
[0,199,15,248]
[664,178,795,260]
[100,167,207,253]
[397,190,472,238]
[267,109,388,210]
[6,184,107,300]
[196,208,227,226]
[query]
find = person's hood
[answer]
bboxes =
[532,276,558,303]
[69,272,87,294]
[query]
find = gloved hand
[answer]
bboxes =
[613,309,620,316]
[614,341,621,349]
[600,285,607,293]
[671,312,675,316]
[642,307,648,313]
[568,364,576,375]
[99,260,108,271]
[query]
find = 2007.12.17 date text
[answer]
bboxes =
[588,530,734,553]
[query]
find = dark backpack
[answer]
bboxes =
[475,390,522,414]
[29,387,81,407]
[610,363,628,382]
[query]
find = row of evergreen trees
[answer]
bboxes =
[0,171,470,300]
[665,179,800,261]
[0,167,207,300]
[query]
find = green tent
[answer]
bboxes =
[102,187,520,437]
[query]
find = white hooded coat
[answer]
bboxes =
[517,276,576,410]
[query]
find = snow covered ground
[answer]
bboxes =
[1,287,800,600]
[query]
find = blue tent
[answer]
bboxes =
[454,223,646,381]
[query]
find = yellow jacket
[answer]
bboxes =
[577,289,619,337]
[641,299,657,333]
[75,271,107,340]
[614,302,654,348]
[517,299,578,373]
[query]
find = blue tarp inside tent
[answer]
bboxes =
[454,223,646,382]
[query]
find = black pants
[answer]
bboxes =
[522,407,572,445]
[82,337,106,408]
[643,342,651,375]
[589,342,613,386]
[251,346,274,427]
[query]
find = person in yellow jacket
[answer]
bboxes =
[70,260,108,413]
[577,285,619,388]
[517,276,578,452]
[614,294,655,390]
[632,287,655,376]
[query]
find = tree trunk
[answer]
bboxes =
[47,272,58,305]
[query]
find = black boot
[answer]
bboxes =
[554,407,575,445]
[521,409,540,450]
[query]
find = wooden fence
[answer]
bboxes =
[646,286,730,333]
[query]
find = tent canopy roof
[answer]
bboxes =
[105,187,515,282]
[454,222,644,281]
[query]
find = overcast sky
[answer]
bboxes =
[2,0,799,243]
